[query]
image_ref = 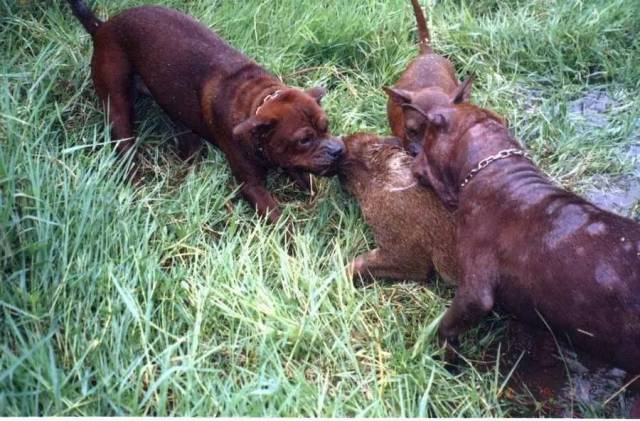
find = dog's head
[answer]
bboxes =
[232,87,344,176]
[338,132,404,195]
[383,77,474,157]
[408,77,506,210]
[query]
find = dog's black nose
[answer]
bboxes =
[408,142,421,157]
[327,141,344,158]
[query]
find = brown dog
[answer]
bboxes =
[338,133,458,283]
[410,85,640,373]
[67,1,344,223]
[383,0,471,156]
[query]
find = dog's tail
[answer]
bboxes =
[66,0,102,36]
[409,0,431,54]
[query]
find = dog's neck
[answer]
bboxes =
[453,121,551,208]
[251,84,286,117]
[453,119,521,187]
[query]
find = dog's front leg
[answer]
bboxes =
[241,181,282,223]
[438,257,497,363]
[225,151,282,224]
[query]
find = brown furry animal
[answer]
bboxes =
[338,133,458,283]
[66,0,344,223]
[383,0,472,156]
[410,86,640,373]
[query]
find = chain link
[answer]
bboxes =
[460,148,533,189]
[256,89,283,116]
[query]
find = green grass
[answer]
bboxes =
[1,0,639,416]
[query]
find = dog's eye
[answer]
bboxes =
[299,137,313,146]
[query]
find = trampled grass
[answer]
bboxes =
[1,0,639,416]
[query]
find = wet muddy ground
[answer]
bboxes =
[493,89,640,416]
[570,90,640,219]
[586,143,640,220]
[488,320,638,417]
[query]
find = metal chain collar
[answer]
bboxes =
[255,89,283,116]
[459,148,533,189]
[253,89,283,160]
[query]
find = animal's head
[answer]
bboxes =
[408,77,505,209]
[338,132,403,195]
[232,87,344,176]
[383,77,473,156]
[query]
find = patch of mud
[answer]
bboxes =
[488,321,637,417]
[585,143,640,218]
[517,87,544,114]
[569,90,613,128]
[566,89,639,218]
[585,173,640,218]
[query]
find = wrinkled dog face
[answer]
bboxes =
[411,106,460,209]
[384,84,471,157]
[233,87,344,175]
[411,100,507,210]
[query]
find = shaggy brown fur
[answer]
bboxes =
[338,133,458,283]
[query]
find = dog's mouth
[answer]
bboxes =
[302,150,345,177]
[308,158,341,177]
[283,138,345,177]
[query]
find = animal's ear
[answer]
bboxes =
[451,74,474,104]
[403,104,448,131]
[383,86,412,105]
[306,86,327,104]
[232,116,276,143]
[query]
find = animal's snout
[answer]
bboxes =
[407,142,421,157]
[326,138,345,159]
[411,160,430,186]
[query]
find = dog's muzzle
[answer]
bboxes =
[312,137,345,176]
[323,137,345,161]
[407,141,421,157]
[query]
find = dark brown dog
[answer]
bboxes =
[410,85,640,373]
[338,133,458,283]
[67,0,344,223]
[383,0,471,156]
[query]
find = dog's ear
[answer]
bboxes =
[383,86,412,105]
[232,116,276,144]
[451,74,474,104]
[403,104,448,131]
[306,86,327,104]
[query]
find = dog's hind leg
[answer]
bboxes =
[91,45,136,156]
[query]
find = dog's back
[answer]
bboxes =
[385,1,460,153]
[493,188,640,372]
[453,141,640,372]
[91,6,269,136]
